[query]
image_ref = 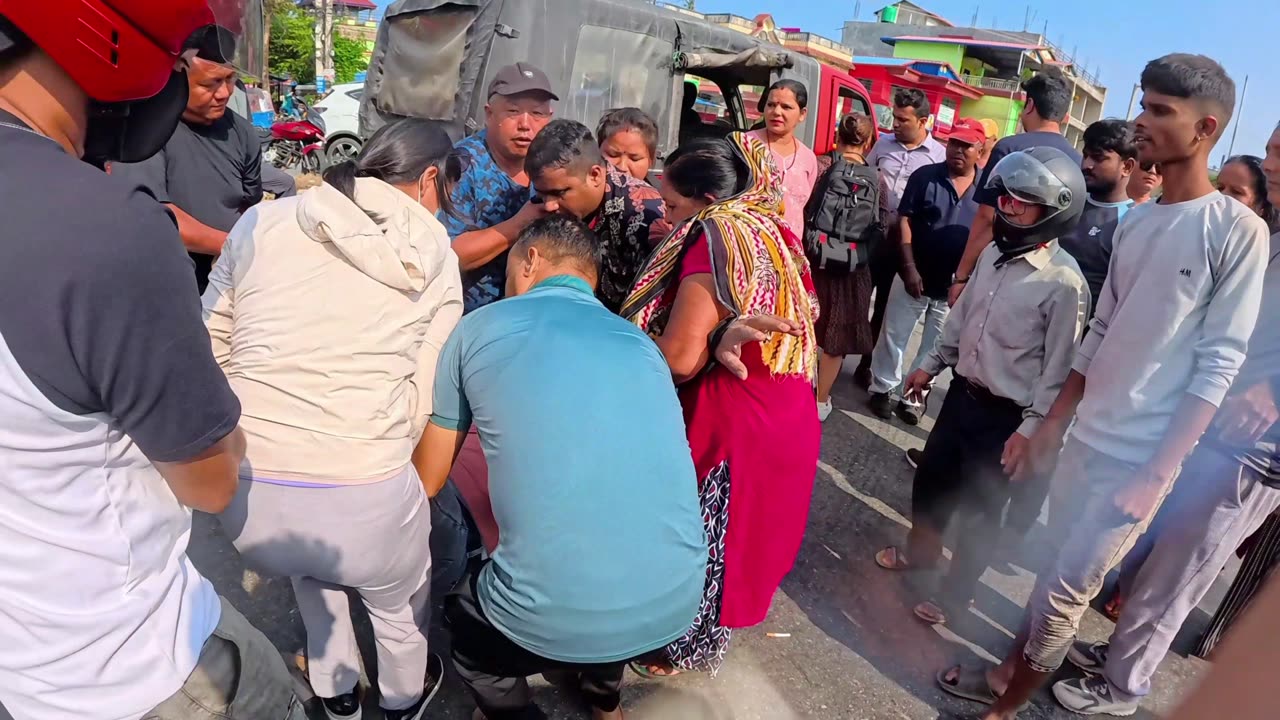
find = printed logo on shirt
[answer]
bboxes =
[1088,226,1101,236]
[1179,268,1192,277]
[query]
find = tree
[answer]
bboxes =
[332,34,369,83]
[268,2,314,83]
[267,1,369,85]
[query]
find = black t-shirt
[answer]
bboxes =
[0,110,240,461]
[110,111,263,290]
[974,131,1083,207]
[898,163,980,298]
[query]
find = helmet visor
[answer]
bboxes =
[195,0,265,79]
[984,151,1074,210]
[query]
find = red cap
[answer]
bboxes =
[943,118,987,146]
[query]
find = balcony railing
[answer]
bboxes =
[702,13,755,31]
[783,32,852,54]
[960,74,1022,93]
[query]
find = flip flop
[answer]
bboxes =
[936,663,1000,705]
[875,546,912,570]
[913,600,948,625]
[628,661,681,679]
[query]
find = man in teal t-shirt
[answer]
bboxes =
[415,216,706,720]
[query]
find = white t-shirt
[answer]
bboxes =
[0,120,238,720]
[1071,191,1271,464]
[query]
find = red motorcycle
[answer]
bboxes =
[266,104,326,174]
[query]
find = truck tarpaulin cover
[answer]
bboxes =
[357,0,823,143]
[360,0,491,139]
[677,47,791,72]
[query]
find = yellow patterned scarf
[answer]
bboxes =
[621,132,818,380]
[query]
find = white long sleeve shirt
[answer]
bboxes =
[1070,191,1270,464]
[203,178,463,483]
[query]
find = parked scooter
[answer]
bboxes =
[266,103,327,174]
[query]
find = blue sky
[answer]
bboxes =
[373,0,1276,163]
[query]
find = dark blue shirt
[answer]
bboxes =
[898,162,980,298]
[974,131,1083,207]
[442,130,531,313]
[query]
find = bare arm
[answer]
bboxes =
[897,213,915,266]
[166,203,229,255]
[653,274,731,384]
[413,422,467,498]
[154,427,245,513]
[452,202,546,271]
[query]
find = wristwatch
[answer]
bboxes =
[950,273,970,285]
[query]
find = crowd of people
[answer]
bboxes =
[2,4,1280,720]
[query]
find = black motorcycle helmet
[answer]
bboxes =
[986,146,1086,256]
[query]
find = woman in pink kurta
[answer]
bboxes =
[748,80,819,237]
[622,131,821,675]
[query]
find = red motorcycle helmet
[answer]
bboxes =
[0,0,257,162]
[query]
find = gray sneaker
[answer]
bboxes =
[1053,676,1138,716]
[1067,639,1109,675]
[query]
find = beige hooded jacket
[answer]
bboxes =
[203,177,463,484]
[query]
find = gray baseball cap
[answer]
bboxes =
[487,62,559,101]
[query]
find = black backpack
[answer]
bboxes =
[803,153,884,272]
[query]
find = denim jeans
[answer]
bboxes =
[430,479,481,601]
[868,276,948,398]
[1022,438,1174,673]
[144,598,306,720]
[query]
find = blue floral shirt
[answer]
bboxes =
[443,130,531,313]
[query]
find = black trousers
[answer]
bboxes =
[445,566,627,720]
[908,376,1047,607]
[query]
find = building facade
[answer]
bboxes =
[844,1,1107,147]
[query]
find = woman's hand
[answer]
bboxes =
[715,314,801,380]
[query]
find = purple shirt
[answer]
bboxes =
[749,129,818,237]
[866,134,947,213]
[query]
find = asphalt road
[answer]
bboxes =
[184,335,1224,720]
[0,335,1222,720]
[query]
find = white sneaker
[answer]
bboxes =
[817,398,833,422]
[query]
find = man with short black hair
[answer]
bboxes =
[939,53,1269,720]
[444,62,557,313]
[1051,117,1280,719]
[526,119,668,313]
[858,87,947,385]
[948,69,1083,306]
[1060,118,1138,312]
[110,29,265,293]
[413,215,707,720]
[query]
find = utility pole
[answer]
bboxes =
[314,0,334,92]
[1227,74,1249,157]
[1126,83,1140,120]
